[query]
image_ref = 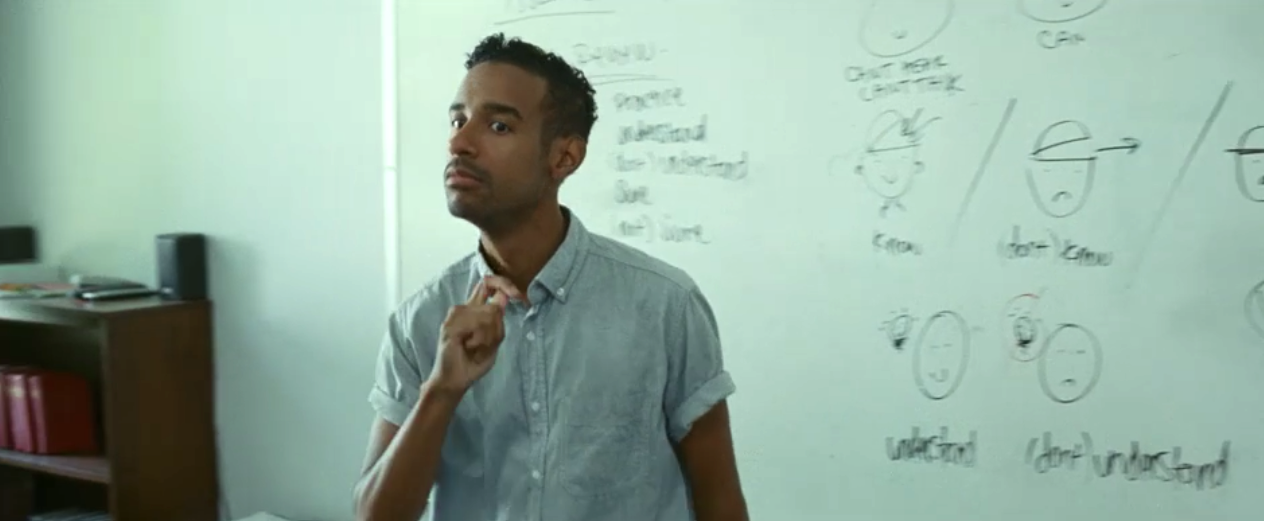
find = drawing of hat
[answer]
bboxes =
[1227,125,1264,155]
[865,110,917,153]
[1031,120,1095,162]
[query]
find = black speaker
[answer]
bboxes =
[0,226,37,264]
[156,233,208,301]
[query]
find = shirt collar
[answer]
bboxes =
[469,206,589,304]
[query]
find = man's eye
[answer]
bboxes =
[450,119,463,129]
[491,121,509,133]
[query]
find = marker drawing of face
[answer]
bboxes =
[1246,279,1264,339]
[1038,324,1102,404]
[858,0,955,58]
[1027,120,1097,218]
[1001,293,1045,362]
[913,310,969,400]
[1019,0,1108,23]
[856,109,938,216]
[858,146,922,200]
[1228,125,1264,202]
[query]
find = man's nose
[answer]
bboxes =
[449,125,476,158]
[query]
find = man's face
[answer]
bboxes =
[1020,0,1108,23]
[857,146,922,199]
[1026,158,1095,218]
[446,62,553,228]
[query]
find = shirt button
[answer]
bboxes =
[558,287,566,296]
[530,401,540,412]
[526,331,536,341]
[531,470,542,480]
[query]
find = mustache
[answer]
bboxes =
[446,158,491,182]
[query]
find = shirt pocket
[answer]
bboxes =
[558,388,654,498]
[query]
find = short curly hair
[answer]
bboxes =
[464,33,598,145]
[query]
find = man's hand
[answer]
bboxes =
[429,276,525,394]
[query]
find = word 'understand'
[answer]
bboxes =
[887,426,978,467]
[1025,432,1230,490]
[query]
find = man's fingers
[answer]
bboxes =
[491,292,509,308]
[481,275,529,307]
[466,280,489,305]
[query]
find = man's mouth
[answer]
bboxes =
[1052,191,1073,202]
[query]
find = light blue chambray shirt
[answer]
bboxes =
[369,207,737,521]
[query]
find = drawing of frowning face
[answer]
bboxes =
[1001,293,1044,362]
[1246,280,1264,338]
[913,311,969,400]
[1019,0,1108,23]
[1028,159,1095,217]
[1028,120,1097,218]
[1038,324,1102,404]
[858,147,923,199]
[1230,126,1264,202]
[858,0,955,58]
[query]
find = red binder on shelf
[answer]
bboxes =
[0,365,13,449]
[27,371,97,454]
[3,371,35,453]
[0,365,19,449]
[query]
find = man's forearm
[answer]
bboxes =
[354,382,464,521]
[693,490,751,521]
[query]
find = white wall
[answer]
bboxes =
[0,1,388,519]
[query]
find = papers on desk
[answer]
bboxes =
[0,282,74,299]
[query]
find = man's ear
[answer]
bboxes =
[550,136,586,183]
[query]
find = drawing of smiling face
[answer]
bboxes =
[1230,126,1264,202]
[1028,120,1097,218]
[858,147,922,199]
[858,0,955,58]
[1002,294,1044,362]
[1020,0,1108,23]
[1038,324,1102,404]
[913,311,969,400]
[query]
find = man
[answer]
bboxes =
[352,33,749,521]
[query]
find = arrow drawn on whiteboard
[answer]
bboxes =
[1096,137,1141,154]
[1126,80,1234,290]
[949,98,1017,247]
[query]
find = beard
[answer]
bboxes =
[446,159,553,234]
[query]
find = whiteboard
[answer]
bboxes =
[395,1,1264,519]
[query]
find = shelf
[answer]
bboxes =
[0,449,109,484]
[0,297,204,328]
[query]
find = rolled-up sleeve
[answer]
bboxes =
[664,282,736,443]
[368,309,430,426]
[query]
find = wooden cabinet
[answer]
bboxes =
[0,297,219,520]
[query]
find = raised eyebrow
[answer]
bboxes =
[448,102,522,121]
